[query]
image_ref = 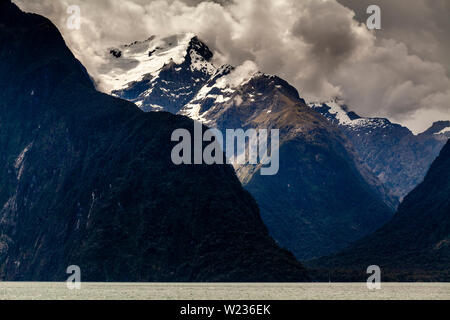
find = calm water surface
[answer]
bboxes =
[0,282,449,300]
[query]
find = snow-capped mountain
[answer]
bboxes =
[0,3,309,282]
[99,33,216,113]
[309,99,401,130]
[99,33,286,125]
[309,100,449,200]
[309,99,450,139]
[435,126,450,136]
[98,34,396,260]
[418,120,450,140]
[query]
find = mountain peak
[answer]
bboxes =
[1,4,309,282]
[419,120,450,137]
[99,33,215,94]
[188,36,214,62]
[309,98,448,201]
[0,0,27,23]
[309,99,378,128]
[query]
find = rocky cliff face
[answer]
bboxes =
[102,35,395,260]
[309,100,449,201]
[0,1,308,282]
[99,33,216,114]
[309,140,450,281]
[185,72,395,260]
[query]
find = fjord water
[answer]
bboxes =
[0,283,449,300]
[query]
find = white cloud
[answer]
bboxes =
[14,0,450,133]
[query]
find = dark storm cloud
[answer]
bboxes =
[13,0,450,132]
[338,0,450,75]
[292,0,362,69]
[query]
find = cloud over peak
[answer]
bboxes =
[14,0,449,133]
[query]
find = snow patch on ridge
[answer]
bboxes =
[98,33,195,92]
[308,99,390,130]
[435,127,450,135]
[179,61,259,123]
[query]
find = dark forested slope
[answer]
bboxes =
[0,0,307,281]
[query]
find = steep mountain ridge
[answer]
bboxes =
[419,120,450,140]
[197,73,396,260]
[0,0,308,281]
[99,33,216,113]
[104,34,396,260]
[309,140,450,281]
[309,100,449,200]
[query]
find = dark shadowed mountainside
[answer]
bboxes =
[308,140,450,281]
[310,101,449,202]
[0,0,308,282]
[103,35,395,260]
[194,74,396,261]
